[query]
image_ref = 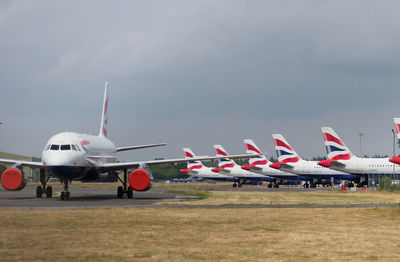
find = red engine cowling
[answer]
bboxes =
[1,168,27,191]
[128,169,152,191]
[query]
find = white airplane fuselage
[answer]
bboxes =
[327,157,400,175]
[279,160,355,180]
[42,132,117,180]
[187,167,235,181]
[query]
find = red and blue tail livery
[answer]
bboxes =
[321,127,352,161]
[272,134,300,164]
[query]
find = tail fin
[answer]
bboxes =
[99,81,109,138]
[183,148,204,169]
[244,139,268,166]
[321,127,352,160]
[272,134,300,163]
[213,145,236,168]
[394,118,400,142]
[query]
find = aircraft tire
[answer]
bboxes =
[45,186,52,198]
[232,183,237,188]
[117,186,123,198]
[65,191,71,200]
[60,192,65,201]
[127,187,133,199]
[268,184,272,188]
[36,186,43,198]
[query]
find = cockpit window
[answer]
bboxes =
[61,144,71,150]
[50,144,60,150]
[71,145,77,151]
[45,144,51,151]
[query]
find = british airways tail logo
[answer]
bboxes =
[184,151,194,158]
[322,132,351,160]
[245,143,262,154]
[273,139,299,163]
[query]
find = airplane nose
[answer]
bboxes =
[390,156,400,165]
[269,162,281,169]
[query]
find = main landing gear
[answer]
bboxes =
[36,169,52,198]
[116,169,133,198]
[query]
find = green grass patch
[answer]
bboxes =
[167,190,210,200]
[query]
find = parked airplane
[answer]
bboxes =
[269,134,351,187]
[318,127,398,186]
[390,118,400,164]
[180,148,235,182]
[212,145,272,187]
[0,82,258,200]
[241,139,305,188]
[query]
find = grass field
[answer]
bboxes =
[1,207,400,261]
[1,183,400,261]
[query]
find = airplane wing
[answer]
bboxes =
[95,153,260,173]
[0,158,43,168]
[116,143,167,152]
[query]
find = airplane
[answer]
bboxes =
[318,127,399,186]
[390,118,400,164]
[241,139,305,188]
[212,144,273,187]
[180,148,235,182]
[0,82,259,200]
[269,134,351,188]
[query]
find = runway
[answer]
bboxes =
[1,184,397,210]
[0,185,194,209]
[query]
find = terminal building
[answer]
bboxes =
[0,151,40,182]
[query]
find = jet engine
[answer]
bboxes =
[1,168,27,191]
[128,168,152,191]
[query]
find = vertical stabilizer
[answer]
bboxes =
[321,127,352,160]
[183,148,204,169]
[244,139,268,165]
[272,134,300,163]
[99,82,109,137]
[393,118,400,142]
[213,145,237,168]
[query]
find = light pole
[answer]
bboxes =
[358,132,364,157]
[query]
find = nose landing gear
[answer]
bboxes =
[59,179,71,201]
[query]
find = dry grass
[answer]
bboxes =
[159,190,400,206]
[0,207,400,261]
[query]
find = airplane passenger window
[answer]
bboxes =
[61,145,71,150]
[50,144,60,150]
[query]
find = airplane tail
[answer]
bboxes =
[213,145,236,168]
[393,118,400,142]
[183,148,204,169]
[321,127,352,160]
[272,134,300,163]
[99,81,109,138]
[244,139,268,166]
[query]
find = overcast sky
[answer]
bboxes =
[1,0,400,162]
